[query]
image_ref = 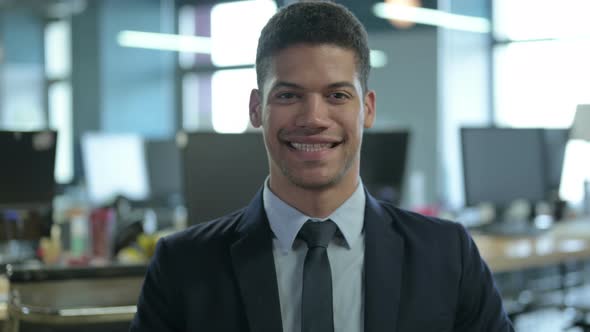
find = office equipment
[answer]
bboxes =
[0,130,57,208]
[144,139,182,205]
[542,129,569,197]
[360,131,410,205]
[461,127,547,209]
[462,127,573,235]
[540,129,569,220]
[81,133,150,206]
[461,127,552,236]
[181,132,268,224]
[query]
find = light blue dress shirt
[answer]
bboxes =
[263,178,365,332]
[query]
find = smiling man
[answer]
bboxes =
[130,1,513,332]
[249,42,375,218]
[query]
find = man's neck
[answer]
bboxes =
[268,175,359,219]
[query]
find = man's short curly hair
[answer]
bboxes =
[255,1,371,94]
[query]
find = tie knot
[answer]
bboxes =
[298,220,338,248]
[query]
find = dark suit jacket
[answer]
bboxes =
[130,189,513,332]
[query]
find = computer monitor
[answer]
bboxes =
[360,131,410,205]
[461,127,548,208]
[541,129,569,197]
[182,132,268,224]
[145,139,182,205]
[0,130,57,208]
[81,133,150,206]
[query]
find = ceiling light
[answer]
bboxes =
[117,31,212,54]
[373,2,491,33]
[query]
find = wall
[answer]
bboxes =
[0,8,44,129]
[100,0,176,139]
[368,27,439,207]
[69,0,177,140]
[438,29,491,209]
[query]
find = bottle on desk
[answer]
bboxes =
[70,212,89,259]
[39,224,62,265]
[90,207,116,264]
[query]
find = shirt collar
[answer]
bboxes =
[263,177,365,254]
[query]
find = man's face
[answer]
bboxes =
[250,44,376,192]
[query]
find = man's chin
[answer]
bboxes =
[286,173,343,191]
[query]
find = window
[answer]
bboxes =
[493,0,590,41]
[210,0,276,67]
[493,0,590,206]
[48,82,73,185]
[494,40,590,128]
[45,19,74,184]
[179,0,276,133]
[211,68,256,133]
[45,20,71,79]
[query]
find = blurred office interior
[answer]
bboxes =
[1,0,590,331]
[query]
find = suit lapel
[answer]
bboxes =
[231,189,283,332]
[364,192,405,332]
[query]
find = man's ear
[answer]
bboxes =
[363,90,376,129]
[249,89,262,128]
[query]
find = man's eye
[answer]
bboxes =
[276,92,298,99]
[328,92,350,100]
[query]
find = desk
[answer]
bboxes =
[1,264,146,331]
[473,218,590,273]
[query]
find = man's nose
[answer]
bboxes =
[294,94,331,128]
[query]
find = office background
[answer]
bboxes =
[1,0,590,331]
[1,0,588,208]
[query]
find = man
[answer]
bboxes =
[130,1,513,331]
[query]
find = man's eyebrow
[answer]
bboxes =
[269,81,304,92]
[269,81,357,92]
[327,82,356,90]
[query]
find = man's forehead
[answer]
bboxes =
[271,43,357,63]
[268,49,359,80]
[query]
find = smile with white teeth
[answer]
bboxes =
[290,142,335,152]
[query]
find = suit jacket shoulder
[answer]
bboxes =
[380,201,467,240]
[364,198,513,332]
[130,207,256,332]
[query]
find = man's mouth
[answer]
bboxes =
[288,142,338,152]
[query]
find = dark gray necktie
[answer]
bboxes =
[298,220,338,332]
